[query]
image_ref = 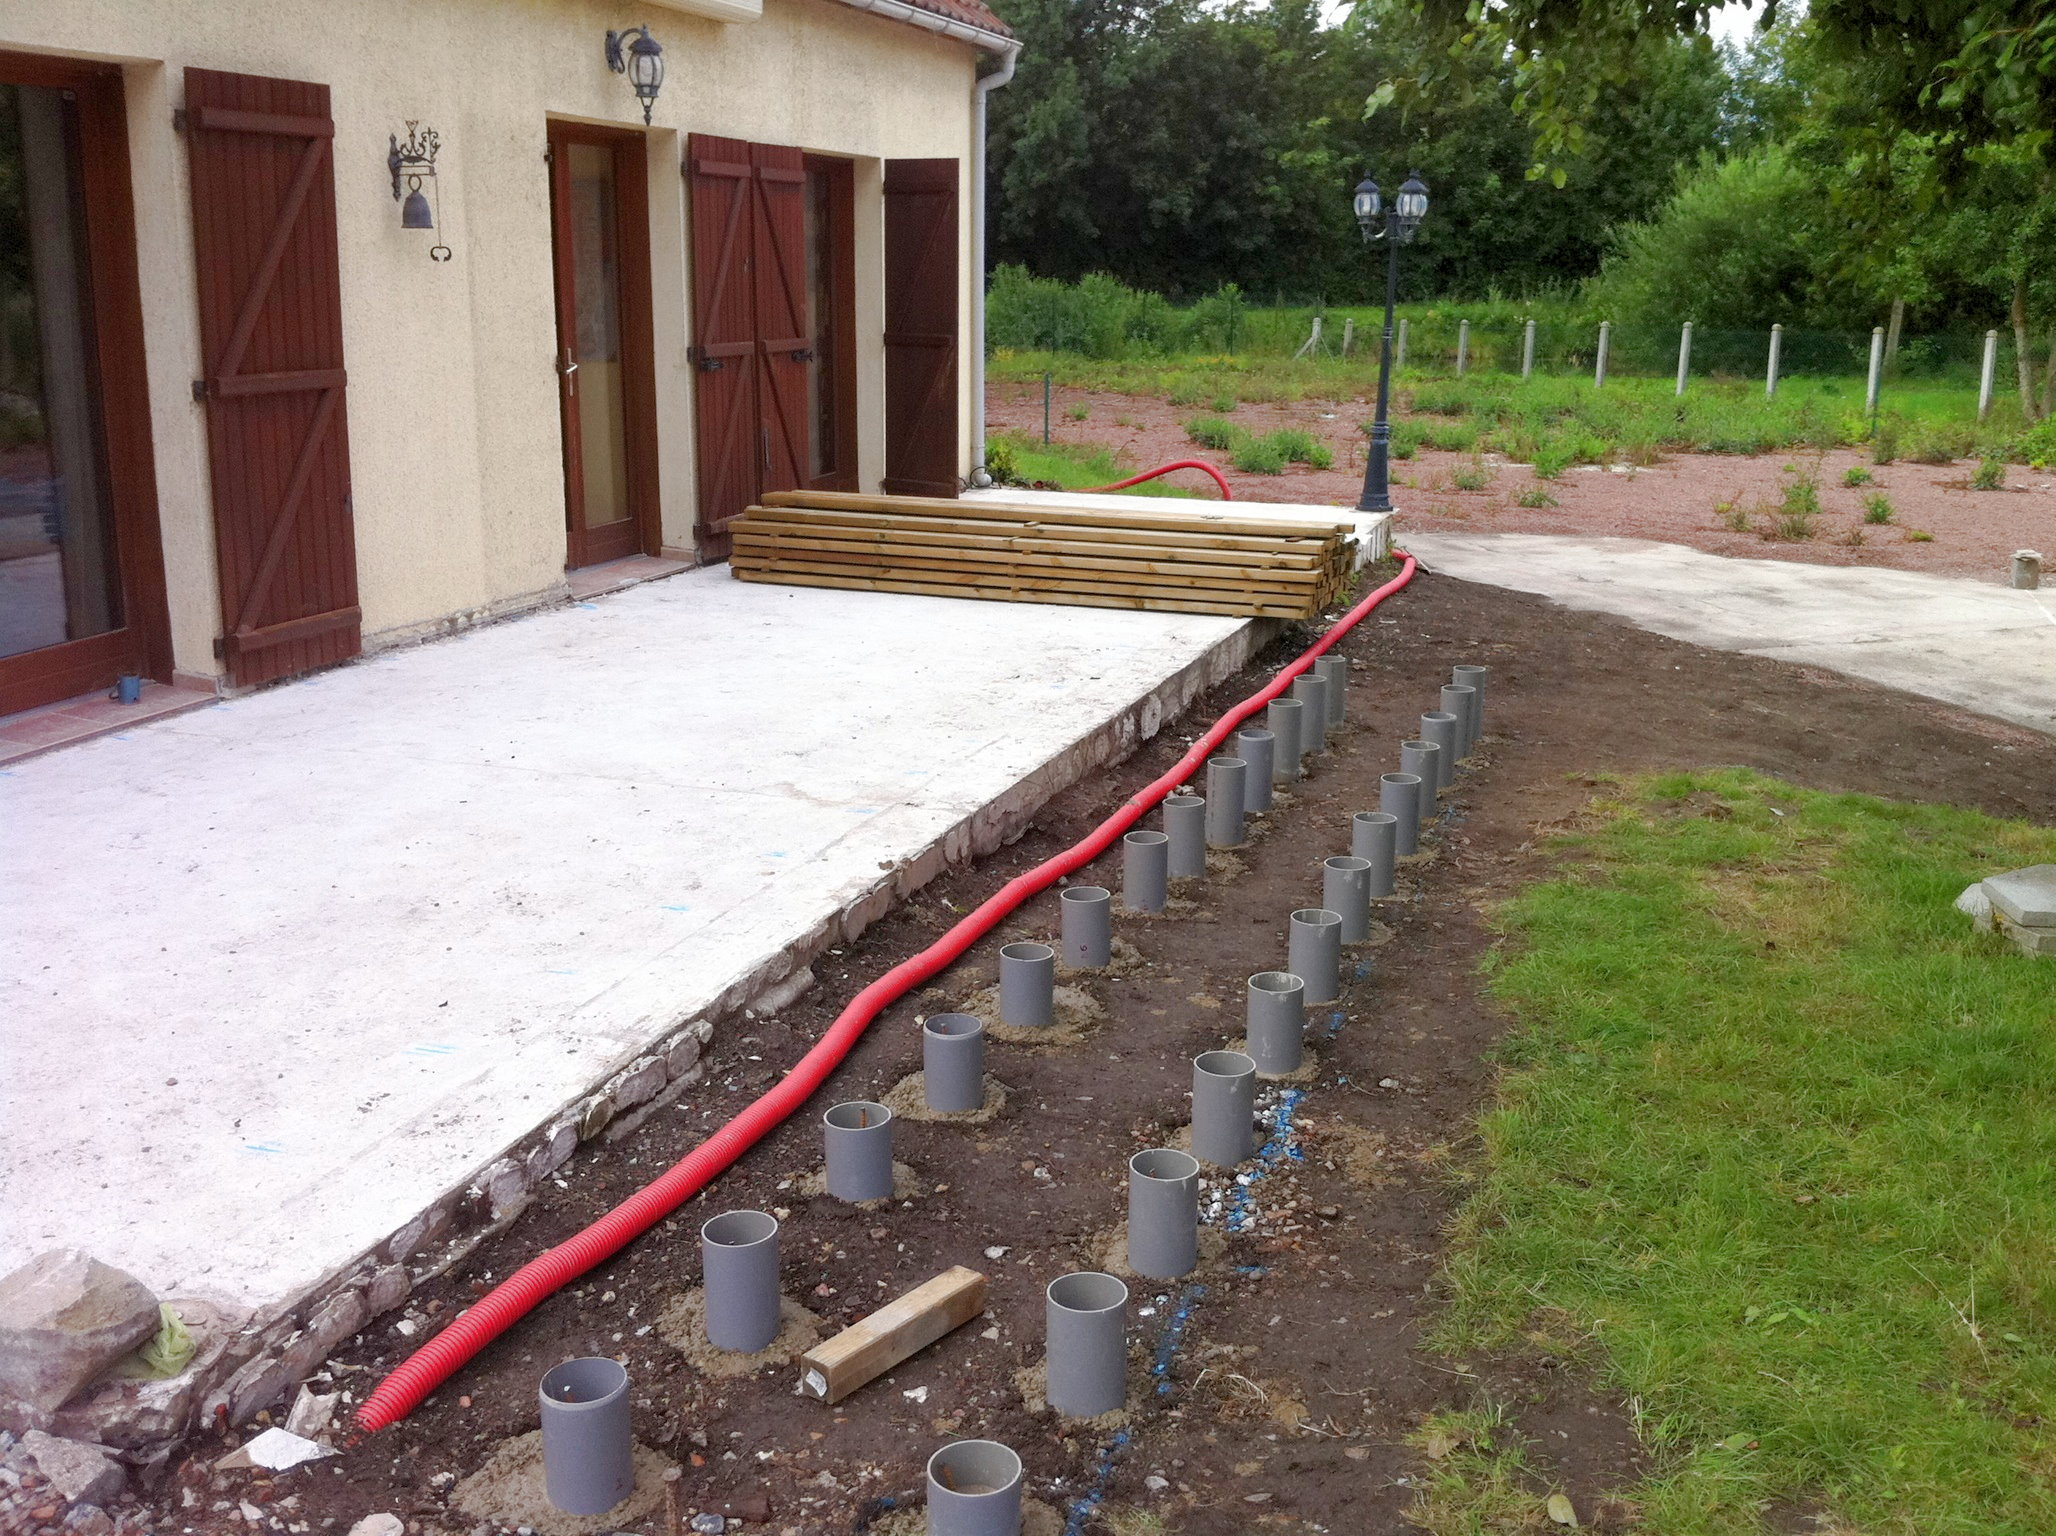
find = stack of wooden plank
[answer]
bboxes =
[728,490,1358,619]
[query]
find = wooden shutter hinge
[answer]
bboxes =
[191,378,209,402]
[172,107,188,134]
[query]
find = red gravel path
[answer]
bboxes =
[988,382,2055,584]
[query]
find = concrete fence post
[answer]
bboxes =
[1866,326,1885,417]
[1766,323,1782,400]
[1456,319,1470,376]
[1980,329,2000,422]
[1395,316,1408,370]
[1521,318,1536,380]
[1341,316,1355,357]
[1595,321,1611,388]
[1675,321,1693,397]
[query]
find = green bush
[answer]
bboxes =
[1166,378,1207,408]
[2014,417,2056,467]
[1532,440,1577,478]
[1870,415,1903,465]
[1516,485,1558,508]
[1426,420,1480,452]
[1209,394,1239,413]
[1862,491,1894,524]
[1267,428,1332,469]
[1388,420,1428,460]
[1841,465,1874,487]
[1972,455,2006,489]
[1905,423,1970,465]
[1585,146,1818,331]
[1231,437,1289,474]
[1184,415,1244,452]
[1411,385,1472,417]
[1450,457,1494,491]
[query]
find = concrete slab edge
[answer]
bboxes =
[87,613,1281,1456]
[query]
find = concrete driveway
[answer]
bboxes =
[1403,532,2056,737]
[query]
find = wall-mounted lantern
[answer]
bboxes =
[388,122,451,261]
[605,25,666,125]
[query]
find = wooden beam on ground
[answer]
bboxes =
[798,1266,988,1405]
[759,489,1356,542]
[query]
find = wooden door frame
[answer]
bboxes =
[0,50,171,717]
[546,120,659,570]
[802,153,858,494]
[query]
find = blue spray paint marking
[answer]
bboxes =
[544,967,579,975]
[575,602,599,610]
[242,1142,285,1155]
[1061,1092,1307,1532]
[406,1043,459,1057]
[661,903,692,912]
[1326,1007,1348,1038]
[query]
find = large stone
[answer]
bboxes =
[0,1252,159,1428]
[1985,865,2056,929]
[20,1431,124,1506]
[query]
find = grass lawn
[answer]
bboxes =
[1429,769,2056,1534]
[983,429,1195,496]
[990,352,2053,469]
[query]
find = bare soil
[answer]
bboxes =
[990,382,2056,583]
[113,571,2056,1536]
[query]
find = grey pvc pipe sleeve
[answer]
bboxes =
[1452,663,1488,737]
[1420,712,1458,791]
[1163,793,1206,880]
[823,1101,894,1203]
[1190,1049,1256,1166]
[922,1013,986,1113]
[1244,970,1305,1075]
[1351,811,1397,898]
[999,941,1056,1028]
[1204,757,1247,848]
[1292,674,1328,755]
[1288,907,1343,1006]
[1044,1272,1128,1419]
[1380,772,1421,856]
[1441,685,1476,761]
[538,1357,634,1517]
[1400,741,1440,826]
[701,1209,780,1354]
[1315,654,1348,726]
[1123,830,1169,913]
[926,1439,1023,1535]
[1234,728,1275,812]
[1127,1148,1200,1280]
[1266,698,1303,782]
[1059,885,1112,969]
[1323,856,1373,945]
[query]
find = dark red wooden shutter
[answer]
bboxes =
[750,143,810,502]
[688,134,761,562]
[882,158,960,498]
[184,68,358,688]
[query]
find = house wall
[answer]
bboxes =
[0,0,978,680]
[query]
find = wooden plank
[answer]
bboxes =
[732,519,1326,573]
[740,504,1333,561]
[730,531,1323,589]
[733,567,1300,619]
[761,488,1355,541]
[732,552,1318,611]
[799,1266,988,1405]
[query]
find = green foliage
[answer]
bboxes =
[2016,418,2056,468]
[1066,404,1089,421]
[1208,394,1238,414]
[1906,527,1935,541]
[1449,456,1495,491]
[1906,422,1971,464]
[1841,465,1874,487]
[1231,436,1290,474]
[1972,454,2006,489]
[1870,415,1902,465]
[1780,460,1823,518]
[1184,415,1244,452]
[1863,492,1895,523]
[984,430,1195,497]
[1442,770,2056,1533]
[1531,440,1577,478]
[1516,485,1559,508]
[1266,427,1333,468]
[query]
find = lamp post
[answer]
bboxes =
[1354,172,1428,513]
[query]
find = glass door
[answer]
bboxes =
[547,124,656,570]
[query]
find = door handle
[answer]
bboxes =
[696,354,724,372]
[790,347,815,362]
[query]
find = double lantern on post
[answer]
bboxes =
[1351,171,1429,514]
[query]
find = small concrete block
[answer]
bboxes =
[0,1251,161,1426]
[1985,865,2056,928]
[21,1431,124,1506]
[1998,912,2056,957]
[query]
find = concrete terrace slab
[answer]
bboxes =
[1,565,1270,1338]
[1403,531,2056,738]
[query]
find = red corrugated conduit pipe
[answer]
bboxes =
[356,545,1419,1432]
[1081,459,1233,499]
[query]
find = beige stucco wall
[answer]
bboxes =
[0,0,980,680]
